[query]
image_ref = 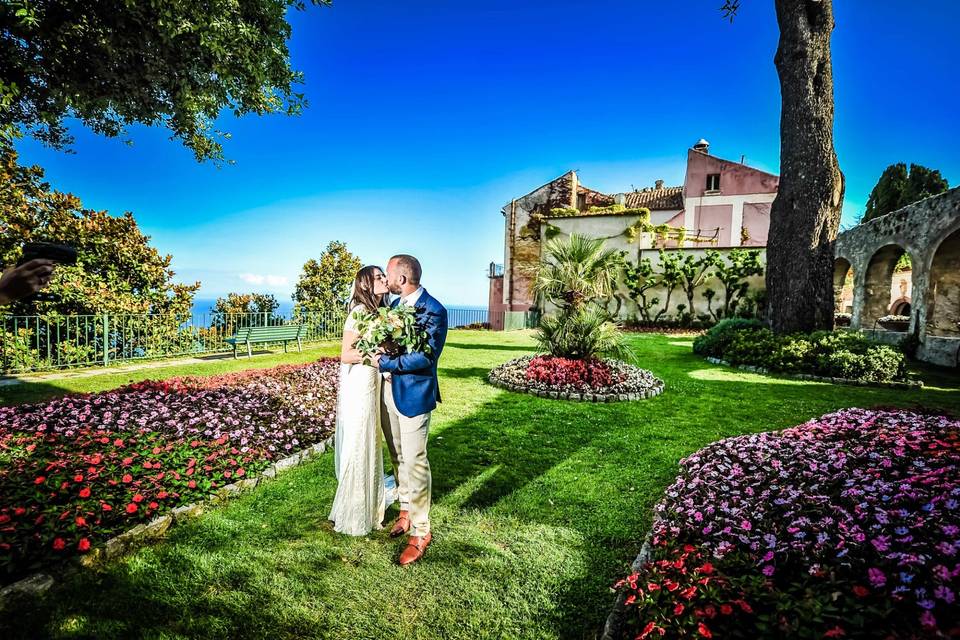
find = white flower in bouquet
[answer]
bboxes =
[352,305,431,365]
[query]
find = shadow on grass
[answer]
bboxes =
[5,347,960,640]
[444,342,534,352]
[439,367,493,381]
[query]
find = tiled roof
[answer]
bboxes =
[621,187,684,210]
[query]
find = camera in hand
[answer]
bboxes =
[16,241,78,303]
[17,242,78,267]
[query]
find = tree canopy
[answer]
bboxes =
[0,150,199,316]
[0,0,327,162]
[862,163,950,223]
[292,241,362,315]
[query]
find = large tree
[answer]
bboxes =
[292,241,362,316]
[0,150,199,316]
[724,0,844,334]
[0,0,327,162]
[862,162,950,222]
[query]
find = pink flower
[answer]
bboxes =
[867,568,886,588]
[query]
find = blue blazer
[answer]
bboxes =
[378,289,448,418]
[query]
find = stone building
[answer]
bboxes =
[834,187,960,367]
[488,140,779,327]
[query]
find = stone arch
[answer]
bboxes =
[833,257,854,316]
[925,227,960,337]
[862,244,915,330]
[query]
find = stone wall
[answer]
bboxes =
[834,187,960,367]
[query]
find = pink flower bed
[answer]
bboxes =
[616,408,960,638]
[0,360,339,581]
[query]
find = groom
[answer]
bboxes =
[374,254,448,566]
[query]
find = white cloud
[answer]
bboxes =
[239,273,289,287]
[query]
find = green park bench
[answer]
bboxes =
[225,324,306,358]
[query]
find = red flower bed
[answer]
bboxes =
[0,360,339,582]
[525,355,614,389]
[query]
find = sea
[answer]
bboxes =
[189,299,488,327]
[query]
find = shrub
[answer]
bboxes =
[525,356,613,389]
[692,318,765,358]
[694,322,907,382]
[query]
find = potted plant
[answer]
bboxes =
[834,312,851,327]
[878,314,910,332]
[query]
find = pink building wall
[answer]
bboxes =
[742,202,771,246]
[693,204,733,246]
[683,149,779,198]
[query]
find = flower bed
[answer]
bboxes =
[693,319,908,383]
[0,360,339,582]
[613,408,960,638]
[488,355,663,401]
[878,315,911,332]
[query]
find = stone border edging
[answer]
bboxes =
[487,373,665,402]
[600,531,654,640]
[704,357,923,390]
[0,433,336,606]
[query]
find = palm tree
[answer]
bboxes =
[533,234,631,361]
[534,234,623,312]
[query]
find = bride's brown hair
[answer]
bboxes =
[350,265,387,313]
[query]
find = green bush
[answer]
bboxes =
[694,322,907,383]
[692,318,765,357]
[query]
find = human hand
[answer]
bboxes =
[0,259,56,305]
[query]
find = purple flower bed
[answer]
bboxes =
[0,361,339,581]
[616,408,960,638]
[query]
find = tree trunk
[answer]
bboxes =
[766,0,845,334]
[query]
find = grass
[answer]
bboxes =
[4,330,960,639]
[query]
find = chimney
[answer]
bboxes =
[693,138,710,154]
[654,179,664,190]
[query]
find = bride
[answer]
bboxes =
[329,265,391,535]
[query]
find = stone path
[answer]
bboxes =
[0,344,335,387]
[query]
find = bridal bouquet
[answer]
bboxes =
[352,305,432,365]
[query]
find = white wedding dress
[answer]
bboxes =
[329,305,394,535]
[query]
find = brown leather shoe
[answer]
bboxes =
[399,533,432,566]
[389,510,410,538]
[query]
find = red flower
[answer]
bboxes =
[157,491,168,499]
[101,503,113,512]
[34,476,46,485]
[824,626,845,638]
[698,622,713,638]
[734,600,753,614]
[680,586,698,600]
[125,503,138,514]
[704,605,717,618]
[148,501,159,510]
[77,538,91,552]
[0,515,8,524]
[122,474,133,483]
[90,454,102,465]
[152,447,162,455]
[236,468,245,477]
[638,622,656,639]
[13,507,26,516]
[625,594,637,606]
[674,603,685,616]
[143,461,153,470]
[852,585,870,597]
[122,457,133,466]
[720,604,733,615]
[223,470,232,479]
[132,493,144,503]
[114,438,124,447]
[647,582,661,591]
[187,480,197,489]
[52,537,66,551]
[75,516,87,527]
[698,562,715,575]
[79,487,91,498]
[73,474,84,483]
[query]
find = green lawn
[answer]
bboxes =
[4,331,960,639]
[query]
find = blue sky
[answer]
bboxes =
[14,0,960,306]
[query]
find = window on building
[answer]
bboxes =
[705,173,721,192]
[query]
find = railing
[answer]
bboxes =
[1,307,542,374]
[0,310,346,374]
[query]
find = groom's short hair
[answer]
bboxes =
[390,254,422,285]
